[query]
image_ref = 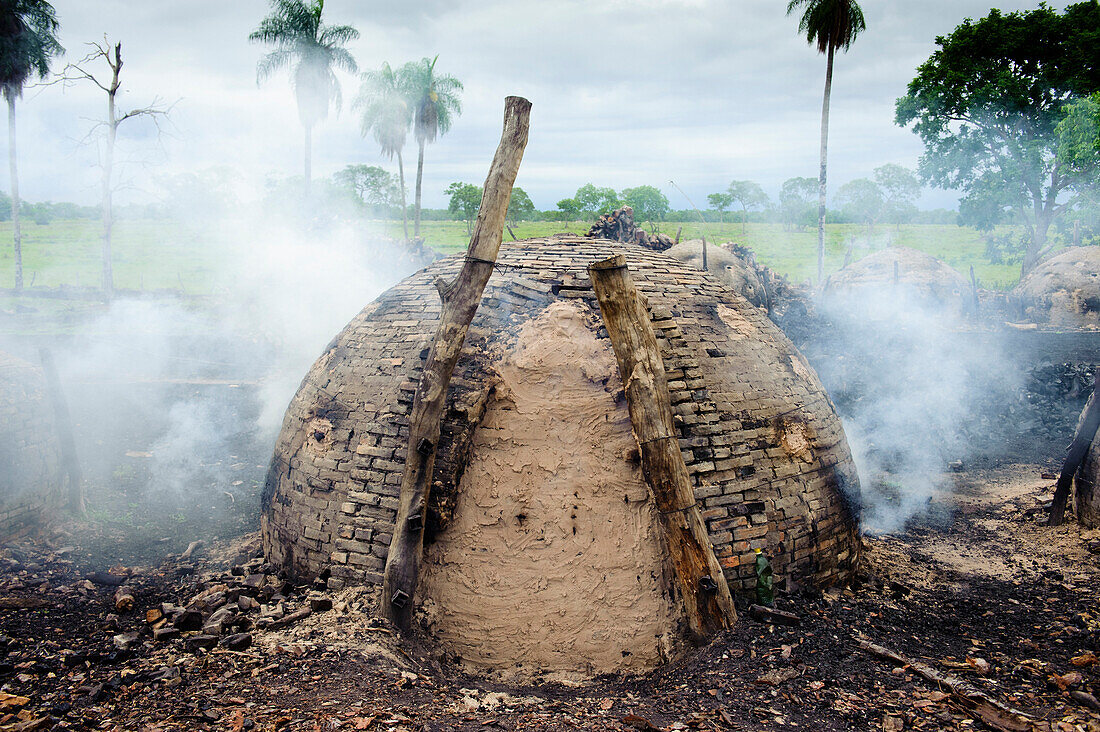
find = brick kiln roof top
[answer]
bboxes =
[262,237,861,672]
[1014,247,1100,328]
[824,246,969,302]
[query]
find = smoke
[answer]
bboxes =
[1,200,419,543]
[810,280,1021,534]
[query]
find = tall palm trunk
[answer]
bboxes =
[414,138,425,238]
[396,151,409,241]
[303,124,312,198]
[7,95,22,293]
[816,44,835,287]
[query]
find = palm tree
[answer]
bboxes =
[355,62,411,240]
[249,0,358,197]
[787,0,865,286]
[400,56,462,238]
[0,0,61,292]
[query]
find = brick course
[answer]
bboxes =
[261,238,862,595]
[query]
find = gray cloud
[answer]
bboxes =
[5,0,1073,211]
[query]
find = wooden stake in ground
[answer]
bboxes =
[1049,369,1100,526]
[588,254,737,639]
[381,96,531,632]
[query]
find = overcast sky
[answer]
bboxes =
[7,0,1070,211]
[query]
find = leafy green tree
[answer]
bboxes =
[446,181,481,234]
[355,62,411,239]
[707,192,733,223]
[402,56,462,239]
[895,2,1100,275]
[0,0,62,291]
[727,180,770,235]
[779,177,818,232]
[507,187,535,224]
[574,184,620,218]
[1057,94,1100,246]
[334,164,401,213]
[1058,93,1100,186]
[621,185,669,224]
[250,0,358,196]
[787,0,866,284]
[836,177,883,232]
[873,163,919,230]
[556,197,581,224]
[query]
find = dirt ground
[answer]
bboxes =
[2,462,1099,732]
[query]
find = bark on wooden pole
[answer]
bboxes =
[588,254,737,639]
[1049,370,1100,526]
[381,96,531,632]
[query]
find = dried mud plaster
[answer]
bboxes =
[418,301,679,675]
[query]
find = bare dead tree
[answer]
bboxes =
[53,38,170,299]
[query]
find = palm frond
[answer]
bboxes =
[319,24,359,47]
[256,48,293,84]
[0,0,65,93]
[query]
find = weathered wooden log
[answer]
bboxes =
[113,586,134,612]
[749,604,800,627]
[588,254,736,639]
[1049,369,1100,526]
[38,348,84,515]
[381,96,532,632]
[856,639,1034,732]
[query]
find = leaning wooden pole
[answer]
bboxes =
[1049,369,1100,526]
[589,254,737,639]
[381,96,531,632]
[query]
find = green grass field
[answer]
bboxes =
[0,217,1024,303]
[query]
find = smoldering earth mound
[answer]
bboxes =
[1015,246,1100,328]
[824,246,970,305]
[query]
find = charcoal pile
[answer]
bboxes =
[585,206,674,251]
[0,532,360,730]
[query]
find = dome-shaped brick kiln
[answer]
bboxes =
[825,246,969,305]
[0,351,65,541]
[666,241,769,308]
[262,237,861,673]
[1014,247,1100,328]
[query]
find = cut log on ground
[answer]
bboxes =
[1049,370,1100,526]
[749,604,800,627]
[381,96,532,633]
[856,639,1036,732]
[589,253,736,639]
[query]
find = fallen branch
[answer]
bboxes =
[856,639,1036,732]
[749,604,800,627]
[381,96,532,632]
[1049,370,1100,525]
[265,607,312,630]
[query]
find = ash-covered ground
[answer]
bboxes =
[2,463,1099,731]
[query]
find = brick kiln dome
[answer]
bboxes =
[0,351,65,541]
[666,241,768,308]
[262,237,861,673]
[1014,247,1100,328]
[825,246,969,304]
